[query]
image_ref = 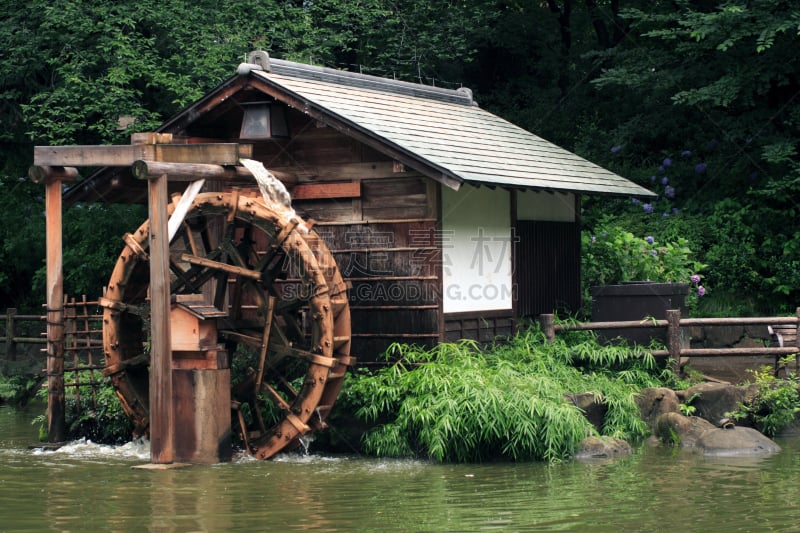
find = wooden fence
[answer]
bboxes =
[539,308,800,375]
[1,296,104,407]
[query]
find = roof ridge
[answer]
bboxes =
[268,58,475,106]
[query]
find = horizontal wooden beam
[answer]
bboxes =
[132,160,296,184]
[291,182,361,200]
[28,166,80,184]
[266,161,417,182]
[34,143,253,167]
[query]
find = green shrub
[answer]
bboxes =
[33,372,133,444]
[346,327,670,462]
[730,365,800,437]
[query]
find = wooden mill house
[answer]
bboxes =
[62,51,653,363]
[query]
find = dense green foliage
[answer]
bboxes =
[344,328,673,462]
[1,1,799,311]
[30,372,133,444]
[730,363,800,437]
[1,1,799,314]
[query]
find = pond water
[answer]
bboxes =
[2,403,800,532]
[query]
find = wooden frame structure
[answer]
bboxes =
[32,138,254,463]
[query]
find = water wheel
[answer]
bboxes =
[101,189,353,459]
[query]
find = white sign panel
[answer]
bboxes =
[441,186,513,313]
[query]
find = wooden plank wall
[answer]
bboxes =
[252,115,442,363]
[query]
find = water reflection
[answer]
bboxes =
[3,404,800,532]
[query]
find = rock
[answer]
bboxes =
[696,426,781,456]
[565,392,607,432]
[636,387,681,432]
[683,382,755,425]
[655,412,716,447]
[655,412,781,456]
[574,436,632,460]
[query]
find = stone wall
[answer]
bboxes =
[684,324,783,383]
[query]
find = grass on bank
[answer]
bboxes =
[341,327,679,463]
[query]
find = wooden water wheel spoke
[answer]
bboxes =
[180,253,263,281]
[169,257,201,293]
[181,221,200,257]
[103,190,352,460]
[254,296,276,391]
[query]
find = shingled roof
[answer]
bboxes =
[253,59,654,197]
[64,56,654,204]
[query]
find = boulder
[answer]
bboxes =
[574,436,632,460]
[655,412,781,456]
[636,387,681,432]
[682,382,757,426]
[696,426,781,456]
[655,412,716,447]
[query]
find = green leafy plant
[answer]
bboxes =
[583,223,706,286]
[34,371,133,444]
[730,366,800,437]
[679,392,700,417]
[346,326,668,463]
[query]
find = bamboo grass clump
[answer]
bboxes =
[347,327,669,462]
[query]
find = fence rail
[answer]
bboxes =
[1,296,105,407]
[539,307,800,374]
[1,309,47,361]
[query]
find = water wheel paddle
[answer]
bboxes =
[101,190,353,459]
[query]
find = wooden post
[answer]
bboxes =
[29,165,80,442]
[540,313,555,343]
[147,173,174,464]
[795,307,800,374]
[666,309,681,375]
[45,179,66,443]
[5,308,16,361]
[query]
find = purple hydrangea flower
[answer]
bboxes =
[650,249,658,256]
[681,150,692,158]
[642,203,654,214]
[662,212,670,217]
[691,274,701,284]
[658,165,666,173]
[611,145,622,153]
[695,162,707,174]
[663,158,672,167]
[650,175,657,182]
[591,235,596,243]
[631,198,640,204]
[697,286,706,297]
[672,207,680,214]
[707,139,718,150]
[646,236,655,244]
[665,185,675,199]
[661,176,669,185]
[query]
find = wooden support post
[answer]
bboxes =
[666,309,682,375]
[540,313,555,343]
[45,179,67,443]
[795,307,800,374]
[5,308,16,361]
[147,173,174,464]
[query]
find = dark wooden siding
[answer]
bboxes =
[515,221,581,317]
[444,310,515,344]
[270,119,442,363]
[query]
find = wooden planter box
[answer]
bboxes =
[590,282,689,345]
